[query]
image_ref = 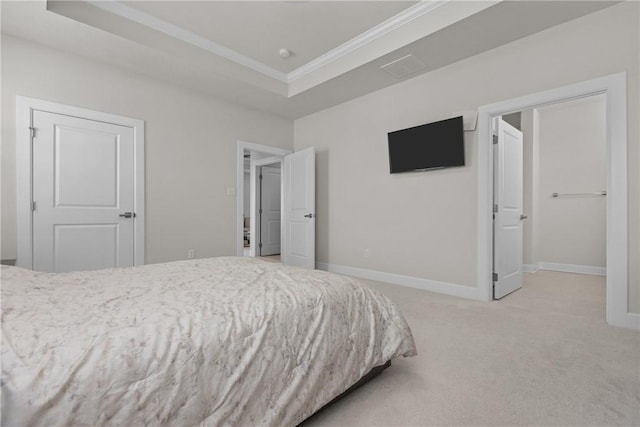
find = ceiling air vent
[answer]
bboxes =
[380,54,426,79]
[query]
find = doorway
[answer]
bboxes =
[237,141,291,257]
[492,95,607,300]
[477,73,633,329]
[236,141,317,269]
[251,158,282,261]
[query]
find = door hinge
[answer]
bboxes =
[259,208,263,214]
[492,134,498,144]
[492,272,498,281]
[493,204,498,213]
[259,174,263,180]
[31,201,36,211]
[29,127,36,139]
[259,242,263,249]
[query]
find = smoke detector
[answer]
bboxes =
[279,48,292,58]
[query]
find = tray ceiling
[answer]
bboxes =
[122,1,417,74]
[1,1,619,119]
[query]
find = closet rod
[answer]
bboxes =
[552,191,606,198]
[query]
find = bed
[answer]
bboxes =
[1,256,416,426]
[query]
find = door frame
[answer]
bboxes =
[477,73,635,329]
[236,140,291,257]
[16,96,146,269]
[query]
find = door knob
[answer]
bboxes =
[119,212,136,218]
[304,213,314,218]
[520,214,528,220]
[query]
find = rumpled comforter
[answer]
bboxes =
[1,256,416,426]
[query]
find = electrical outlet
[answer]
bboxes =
[187,249,195,259]
[364,248,370,258]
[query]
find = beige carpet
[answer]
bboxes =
[305,270,640,426]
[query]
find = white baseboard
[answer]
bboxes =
[616,312,640,331]
[315,262,485,301]
[537,262,606,276]
[523,264,540,273]
[313,262,638,331]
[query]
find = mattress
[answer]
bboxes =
[1,256,416,426]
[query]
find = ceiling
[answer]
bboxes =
[121,1,417,74]
[1,1,618,119]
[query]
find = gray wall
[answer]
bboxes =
[1,35,293,264]
[502,112,522,130]
[294,2,639,312]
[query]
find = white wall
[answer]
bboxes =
[536,96,607,268]
[1,35,293,264]
[294,2,639,312]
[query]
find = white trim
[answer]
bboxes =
[477,73,633,329]
[132,116,145,266]
[616,312,640,331]
[253,157,281,167]
[316,262,484,301]
[523,264,540,274]
[537,262,606,277]
[16,96,145,268]
[16,101,32,268]
[88,0,287,83]
[236,141,291,257]
[287,0,448,82]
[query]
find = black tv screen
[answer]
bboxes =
[388,116,465,174]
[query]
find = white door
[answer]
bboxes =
[32,110,136,272]
[282,147,315,269]
[493,118,524,299]
[259,165,281,256]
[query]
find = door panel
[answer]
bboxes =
[32,110,135,272]
[291,160,308,209]
[282,148,315,269]
[55,126,119,207]
[494,118,524,299]
[289,222,309,257]
[54,224,119,272]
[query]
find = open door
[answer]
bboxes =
[282,147,315,269]
[493,118,524,299]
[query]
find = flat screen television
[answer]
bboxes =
[388,116,465,174]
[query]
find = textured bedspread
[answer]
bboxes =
[1,257,416,426]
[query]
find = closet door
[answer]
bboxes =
[32,110,136,272]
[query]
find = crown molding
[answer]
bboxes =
[286,0,449,83]
[86,0,454,91]
[87,0,289,83]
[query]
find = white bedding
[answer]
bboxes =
[1,256,416,426]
